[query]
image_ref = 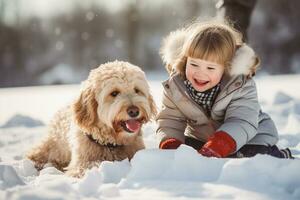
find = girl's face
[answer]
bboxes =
[185,57,225,92]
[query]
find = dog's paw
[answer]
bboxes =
[31,161,46,171]
[65,162,101,178]
[65,168,85,178]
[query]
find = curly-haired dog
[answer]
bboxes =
[26,61,157,177]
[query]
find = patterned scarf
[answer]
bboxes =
[184,79,220,112]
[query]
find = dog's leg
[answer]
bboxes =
[64,155,101,178]
[26,136,55,170]
[65,163,100,178]
[27,134,71,171]
[27,107,72,171]
[65,146,104,178]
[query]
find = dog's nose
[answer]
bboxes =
[127,106,139,118]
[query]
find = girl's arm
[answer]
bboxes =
[199,79,260,157]
[217,78,260,151]
[156,90,187,148]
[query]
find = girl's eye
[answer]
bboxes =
[190,63,198,67]
[208,67,215,70]
[110,90,120,97]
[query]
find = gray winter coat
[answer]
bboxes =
[156,29,279,152]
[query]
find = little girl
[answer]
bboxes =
[156,20,292,158]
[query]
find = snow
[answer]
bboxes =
[272,91,294,105]
[1,115,44,128]
[39,64,83,85]
[0,165,25,189]
[0,74,300,199]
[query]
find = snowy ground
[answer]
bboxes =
[0,73,300,200]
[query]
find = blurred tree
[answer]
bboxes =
[0,0,5,22]
[216,0,257,42]
[0,24,23,86]
[126,0,139,65]
[248,0,300,74]
[1,0,299,87]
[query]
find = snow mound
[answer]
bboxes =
[0,144,300,199]
[99,159,131,184]
[9,179,77,200]
[77,167,103,196]
[284,113,300,135]
[0,164,25,189]
[119,147,300,199]
[219,155,300,198]
[76,159,130,196]
[1,114,44,128]
[99,184,120,198]
[121,145,226,187]
[13,159,38,177]
[291,102,300,115]
[273,91,294,105]
[39,63,83,85]
[87,145,300,200]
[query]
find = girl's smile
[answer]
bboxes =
[194,79,209,87]
[185,57,225,92]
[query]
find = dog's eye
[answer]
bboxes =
[134,88,140,94]
[134,87,145,96]
[110,90,120,97]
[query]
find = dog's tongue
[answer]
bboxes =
[125,119,141,132]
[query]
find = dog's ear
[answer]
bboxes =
[148,94,157,120]
[73,86,98,131]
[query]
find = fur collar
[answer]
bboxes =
[160,29,259,77]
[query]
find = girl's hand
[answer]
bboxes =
[159,138,182,149]
[198,146,222,158]
[198,131,236,158]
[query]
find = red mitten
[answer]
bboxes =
[198,131,236,158]
[159,138,182,149]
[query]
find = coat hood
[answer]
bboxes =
[160,29,259,77]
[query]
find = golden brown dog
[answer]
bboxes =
[27,61,157,177]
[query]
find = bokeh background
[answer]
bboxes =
[0,0,299,87]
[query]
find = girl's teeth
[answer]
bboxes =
[195,79,208,84]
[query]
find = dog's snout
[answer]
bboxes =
[127,106,139,118]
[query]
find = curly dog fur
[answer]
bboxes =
[26,61,157,177]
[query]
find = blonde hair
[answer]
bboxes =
[175,20,243,76]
